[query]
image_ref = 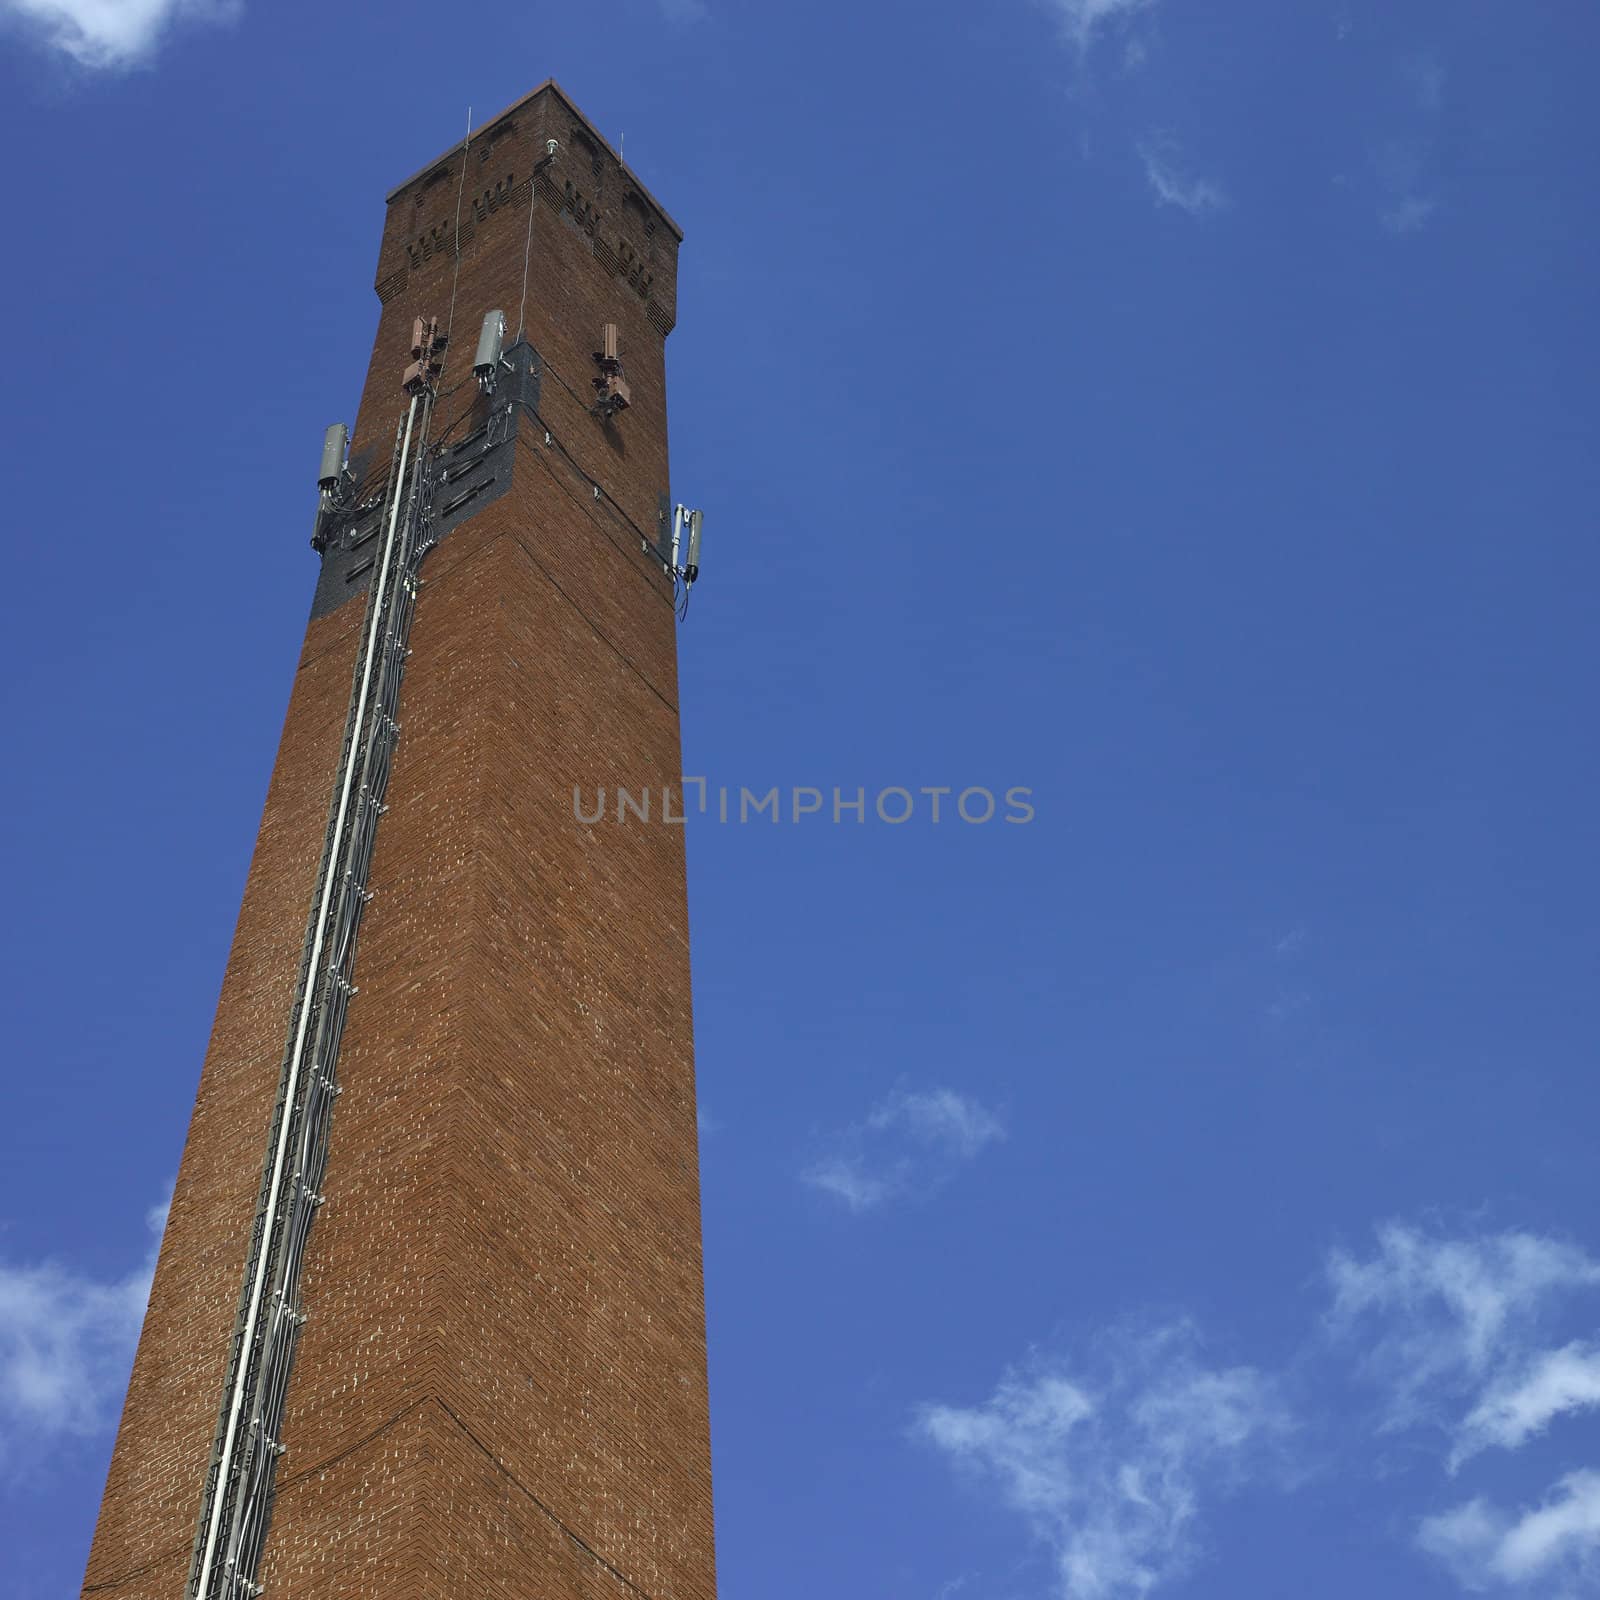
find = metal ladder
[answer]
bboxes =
[187,383,440,1600]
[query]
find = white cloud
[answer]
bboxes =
[1382,194,1439,235]
[0,1199,165,1453]
[917,1323,1290,1599]
[1042,0,1159,54]
[1137,138,1226,216]
[0,0,239,69]
[1456,1343,1600,1466]
[803,1087,1005,1213]
[1370,56,1445,235]
[1327,1223,1600,1436]
[1420,1472,1600,1591]
[1264,990,1311,1025]
[1328,1222,1600,1585]
[866,1087,1005,1160]
[911,1217,1600,1592]
[804,1157,897,1214]
[1407,52,1446,116]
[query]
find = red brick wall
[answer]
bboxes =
[82,83,715,1600]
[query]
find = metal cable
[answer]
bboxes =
[445,108,474,342]
[191,385,441,1600]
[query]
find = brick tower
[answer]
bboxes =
[81,81,715,1600]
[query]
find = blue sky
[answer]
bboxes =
[1,1,1597,1597]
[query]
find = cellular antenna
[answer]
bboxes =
[592,322,630,418]
[317,423,348,499]
[312,423,350,551]
[669,503,707,592]
[473,309,506,393]
[684,508,704,586]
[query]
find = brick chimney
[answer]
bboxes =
[82,81,715,1600]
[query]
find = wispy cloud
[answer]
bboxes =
[917,1322,1291,1599]
[1381,193,1439,236]
[0,1198,166,1456]
[868,1087,1005,1159]
[1326,1223,1600,1440]
[1137,137,1226,216]
[1371,53,1447,233]
[1373,132,1436,231]
[1419,1472,1600,1592]
[1035,1,1229,217]
[803,1087,1005,1213]
[1041,0,1159,55]
[0,0,240,69]
[1406,52,1446,116]
[804,1155,896,1213]
[913,1217,1600,1593]
[1327,1223,1600,1589]
[1457,1343,1600,1467]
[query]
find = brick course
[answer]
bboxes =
[82,81,715,1600]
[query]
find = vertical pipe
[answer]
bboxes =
[192,393,421,1600]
